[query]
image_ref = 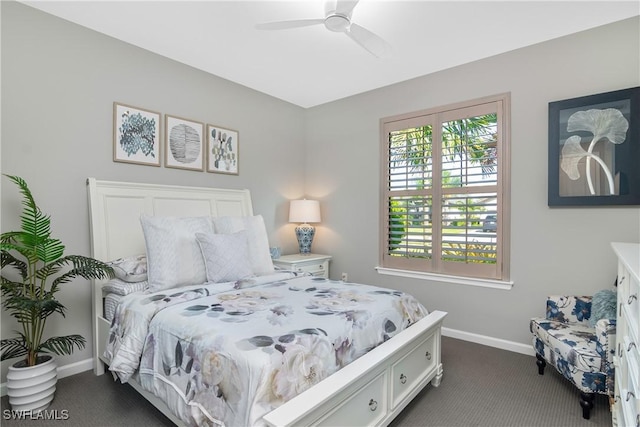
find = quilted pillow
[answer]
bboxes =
[195,231,254,283]
[211,215,274,275]
[102,278,148,296]
[140,216,212,291]
[589,289,617,327]
[108,254,147,282]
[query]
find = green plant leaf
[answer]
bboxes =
[38,335,86,356]
[35,238,65,264]
[1,335,28,361]
[0,175,115,367]
[49,255,114,291]
[1,251,28,280]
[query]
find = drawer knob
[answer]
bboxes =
[425,351,432,360]
[369,399,377,412]
[629,294,638,304]
[400,373,407,384]
[628,342,637,352]
[620,275,626,284]
[626,391,636,402]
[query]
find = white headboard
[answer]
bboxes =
[87,177,254,262]
[86,177,254,374]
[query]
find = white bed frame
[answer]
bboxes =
[87,177,447,427]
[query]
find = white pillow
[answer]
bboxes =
[211,215,274,275]
[108,254,147,282]
[102,278,149,296]
[140,216,212,291]
[195,231,254,283]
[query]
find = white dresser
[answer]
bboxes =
[611,242,640,427]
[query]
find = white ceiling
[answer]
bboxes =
[21,0,640,108]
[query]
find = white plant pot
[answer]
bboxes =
[7,355,57,414]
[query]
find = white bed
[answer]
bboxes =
[87,177,446,426]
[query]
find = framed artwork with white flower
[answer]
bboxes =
[207,124,239,175]
[548,86,640,206]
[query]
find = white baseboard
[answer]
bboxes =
[1,332,533,397]
[0,357,93,397]
[442,327,535,356]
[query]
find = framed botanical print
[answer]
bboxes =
[206,124,239,175]
[548,86,640,206]
[113,103,161,166]
[165,115,204,171]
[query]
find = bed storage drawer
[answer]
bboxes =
[315,371,388,427]
[391,332,436,408]
[262,311,447,427]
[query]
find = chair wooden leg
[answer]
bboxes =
[579,392,594,419]
[536,353,546,375]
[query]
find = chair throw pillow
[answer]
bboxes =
[589,289,617,327]
[195,231,254,283]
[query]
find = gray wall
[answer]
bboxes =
[1,2,306,380]
[305,16,640,346]
[2,1,639,382]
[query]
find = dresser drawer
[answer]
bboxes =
[391,333,436,408]
[617,382,639,427]
[618,335,640,424]
[315,371,387,426]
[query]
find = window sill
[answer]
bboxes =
[375,267,513,290]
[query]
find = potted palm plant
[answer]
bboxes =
[1,175,114,413]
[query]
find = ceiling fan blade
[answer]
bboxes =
[324,0,338,16]
[255,19,324,31]
[347,23,390,58]
[334,0,360,17]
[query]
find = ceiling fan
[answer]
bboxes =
[255,0,390,58]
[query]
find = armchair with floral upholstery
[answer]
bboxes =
[529,295,616,420]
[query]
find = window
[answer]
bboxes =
[380,94,510,282]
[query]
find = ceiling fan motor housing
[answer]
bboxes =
[324,14,350,32]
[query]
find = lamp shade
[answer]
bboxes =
[288,199,321,223]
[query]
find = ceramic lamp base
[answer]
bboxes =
[295,224,315,254]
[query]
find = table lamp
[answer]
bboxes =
[289,199,321,254]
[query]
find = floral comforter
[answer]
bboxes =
[104,273,428,427]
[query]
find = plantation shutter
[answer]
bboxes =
[381,95,508,280]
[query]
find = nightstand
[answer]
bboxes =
[272,254,331,278]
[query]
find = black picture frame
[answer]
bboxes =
[548,86,640,206]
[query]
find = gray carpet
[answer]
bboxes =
[1,337,612,426]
